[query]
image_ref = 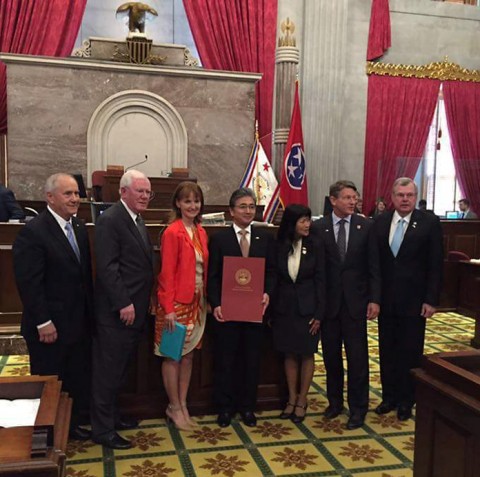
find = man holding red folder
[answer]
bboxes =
[207,188,276,427]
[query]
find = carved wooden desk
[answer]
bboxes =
[0,375,71,477]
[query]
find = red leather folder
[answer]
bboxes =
[221,256,265,323]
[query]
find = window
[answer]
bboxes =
[417,87,462,216]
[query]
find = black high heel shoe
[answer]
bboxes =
[291,403,308,424]
[278,402,295,420]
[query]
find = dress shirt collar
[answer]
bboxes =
[332,211,352,225]
[233,223,252,236]
[120,199,138,223]
[392,210,412,226]
[47,205,72,232]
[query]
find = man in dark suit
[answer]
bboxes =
[311,180,380,430]
[458,198,478,219]
[13,173,93,440]
[207,188,276,428]
[0,183,25,222]
[91,169,154,449]
[373,177,443,421]
[418,199,436,216]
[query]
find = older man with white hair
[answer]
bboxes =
[91,170,154,449]
[372,177,443,422]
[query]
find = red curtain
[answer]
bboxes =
[367,0,391,61]
[443,81,480,215]
[362,75,440,213]
[0,0,87,134]
[182,0,277,159]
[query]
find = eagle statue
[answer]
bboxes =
[116,2,158,34]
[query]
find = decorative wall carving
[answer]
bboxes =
[87,90,188,184]
[367,58,480,82]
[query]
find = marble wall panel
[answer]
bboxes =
[5,58,258,203]
[188,144,252,204]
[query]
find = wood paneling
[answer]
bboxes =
[0,223,285,417]
[441,220,480,258]
[413,352,480,477]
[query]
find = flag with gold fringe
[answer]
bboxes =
[240,130,279,222]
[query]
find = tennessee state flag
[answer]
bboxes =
[280,81,309,207]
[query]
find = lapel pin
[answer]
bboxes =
[357,225,361,229]
[325,229,330,232]
[412,222,417,228]
[302,247,307,255]
[255,236,260,240]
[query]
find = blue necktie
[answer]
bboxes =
[65,222,80,261]
[390,218,405,257]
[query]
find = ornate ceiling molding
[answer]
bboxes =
[366,58,480,83]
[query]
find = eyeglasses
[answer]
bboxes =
[235,204,256,211]
[132,189,155,200]
[395,193,416,199]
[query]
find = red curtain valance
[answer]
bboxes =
[0,0,87,134]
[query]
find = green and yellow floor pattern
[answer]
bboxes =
[0,312,476,477]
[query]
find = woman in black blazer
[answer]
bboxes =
[272,204,325,423]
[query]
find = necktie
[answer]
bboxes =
[390,218,405,257]
[65,222,80,261]
[136,214,150,249]
[238,229,249,258]
[337,219,346,261]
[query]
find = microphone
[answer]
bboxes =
[125,154,148,171]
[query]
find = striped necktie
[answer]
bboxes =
[337,219,346,261]
[238,229,249,257]
[65,222,80,261]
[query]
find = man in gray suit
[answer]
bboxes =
[458,198,478,219]
[311,180,380,430]
[91,170,154,449]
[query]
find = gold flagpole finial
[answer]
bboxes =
[255,120,259,140]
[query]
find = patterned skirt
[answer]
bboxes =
[154,291,206,358]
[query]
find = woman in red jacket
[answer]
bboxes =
[155,182,208,430]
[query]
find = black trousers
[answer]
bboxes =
[213,319,264,413]
[320,303,369,416]
[27,338,91,427]
[378,313,426,407]
[90,325,143,438]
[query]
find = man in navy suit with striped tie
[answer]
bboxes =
[372,177,443,421]
[207,188,276,428]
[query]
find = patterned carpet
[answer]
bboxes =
[0,312,475,477]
